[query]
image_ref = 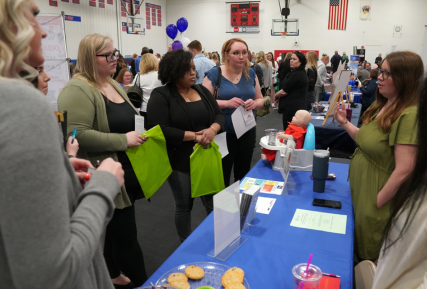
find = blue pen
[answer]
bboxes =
[71,128,77,144]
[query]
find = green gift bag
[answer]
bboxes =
[190,140,225,198]
[126,125,172,199]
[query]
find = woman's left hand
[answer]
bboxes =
[69,157,94,186]
[196,128,216,146]
[244,99,255,111]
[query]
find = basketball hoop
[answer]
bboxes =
[280,32,287,39]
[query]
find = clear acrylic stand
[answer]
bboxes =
[240,186,260,235]
[207,236,247,261]
[282,173,296,195]
[208,181,247,261]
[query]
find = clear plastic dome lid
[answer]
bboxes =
[292,263,322,281]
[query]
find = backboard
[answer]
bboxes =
[126,16,144,34]
[271,18,299,36]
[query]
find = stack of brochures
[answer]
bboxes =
[239,186,260,231]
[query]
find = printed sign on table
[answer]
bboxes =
[38,15,67,59]
[72,0,80,4]
[89,1,96,7]
[107,0,113,4]
[49,0,58,7]
[43,60,70,110]
[62,0,69,2]
[121,12,127,17]
[99,3,105,8]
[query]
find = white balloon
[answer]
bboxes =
[181,37,191,51]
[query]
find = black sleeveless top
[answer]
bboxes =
[102,94,144,202]
[186,100,210,131]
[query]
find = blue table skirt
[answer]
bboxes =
[325,87,361,103]
[310,102,360,156]
[141,160,354,288]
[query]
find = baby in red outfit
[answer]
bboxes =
[261,110,311,161]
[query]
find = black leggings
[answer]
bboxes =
[104,204,147,286]
[167,170,213,243]
[222,129,256,187]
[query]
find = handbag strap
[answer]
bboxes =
[213,66,222,99]
[134,73,141,88]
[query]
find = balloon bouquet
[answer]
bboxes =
[166,17,191,51]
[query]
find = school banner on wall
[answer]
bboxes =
[145,3,161,30]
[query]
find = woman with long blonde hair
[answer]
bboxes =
[202,38,263,186]
[133,53,162,122]
[58,33,149,288]
[315,54,330,101]
[334,51,423,261]
[305,51,318,109]
[0,1,125,288]
[256,51,274,98]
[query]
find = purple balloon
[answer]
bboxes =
[172,40,183,50]
[176,17,188,33]
[166,24,178,40]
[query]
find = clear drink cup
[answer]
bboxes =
[292,263,322,289]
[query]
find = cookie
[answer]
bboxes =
[225,284,247,289]
[167,272,188,284]
[225,267,245,276]
[185,265,205,280]
[169,280,190,289]
[221,267,245,287]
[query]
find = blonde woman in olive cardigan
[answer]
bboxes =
[58,34,148,288]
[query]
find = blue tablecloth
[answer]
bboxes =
[325,87,361,103]
[141,160,354,288]
[310,102,360,157]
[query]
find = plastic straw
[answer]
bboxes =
[298,253,313,289]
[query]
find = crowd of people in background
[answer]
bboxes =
[1,0,427,288]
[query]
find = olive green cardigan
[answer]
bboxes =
[58,75,139,209]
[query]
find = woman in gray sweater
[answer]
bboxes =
[0,1,124,288]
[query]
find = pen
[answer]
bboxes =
[267,200,274,211]
[322,273,341,278]
[71,128,77,144]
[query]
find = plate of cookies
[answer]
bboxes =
[155,262,249,289]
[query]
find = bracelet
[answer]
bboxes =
[210,126,217,134]
[68,155,75,159]
[343,119,348,125]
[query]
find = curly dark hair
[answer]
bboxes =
[158,49,193,85]
[292,51,307,71]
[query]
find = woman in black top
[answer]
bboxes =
[148,50,224,242]
[277,52,292,90]
[275,51,309,130]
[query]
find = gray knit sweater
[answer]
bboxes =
[0,80,119,289]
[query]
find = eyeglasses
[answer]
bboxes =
[378,69,391,79]
[96,49,120,62]
[230,51,248,57]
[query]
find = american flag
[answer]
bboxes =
[328,0,348,30]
